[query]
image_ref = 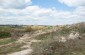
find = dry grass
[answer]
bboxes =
[0,42,26,55]
[31,37,85,55]
[0,38,15,45]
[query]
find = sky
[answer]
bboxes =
[0,0,85,25]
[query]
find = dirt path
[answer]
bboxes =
[8,49,32,55]
[8,32,42,55]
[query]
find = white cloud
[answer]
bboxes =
[58,0,85,7]
[0,0,31,9]
[0,5,85,25]
[0,0,85,25]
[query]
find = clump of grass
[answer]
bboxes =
[0,42,25,55]
[70,22,85,34]
[25,26,34,32]
[0,27,12,32]
[34,32,54,40]
[31,40,71,55]
[59,26,71,35]
[0,38,15,45]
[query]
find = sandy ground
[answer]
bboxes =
[8,31,80,55]
[8,32,41,55]
[8,49,32,55]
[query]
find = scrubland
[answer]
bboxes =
[0,22,85,55]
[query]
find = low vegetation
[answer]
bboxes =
[0,38,15,45]
[0,22,85,55]
[31,37,85,55]
[0,32,11,38]
[31,22,85,55]
[0,42,26,55]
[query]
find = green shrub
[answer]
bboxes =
[0,32,11,38]
[60,26,71,35]
[25,26,34,32]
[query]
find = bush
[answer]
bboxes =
[60,26,71,34]
[71,23,85,34]
[0,32,11,38]
[31,40,72,55]
[31,38,85,55]
[32,26,46,31]
[25,26,34,32]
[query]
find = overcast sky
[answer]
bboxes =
[0,0,85,25]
